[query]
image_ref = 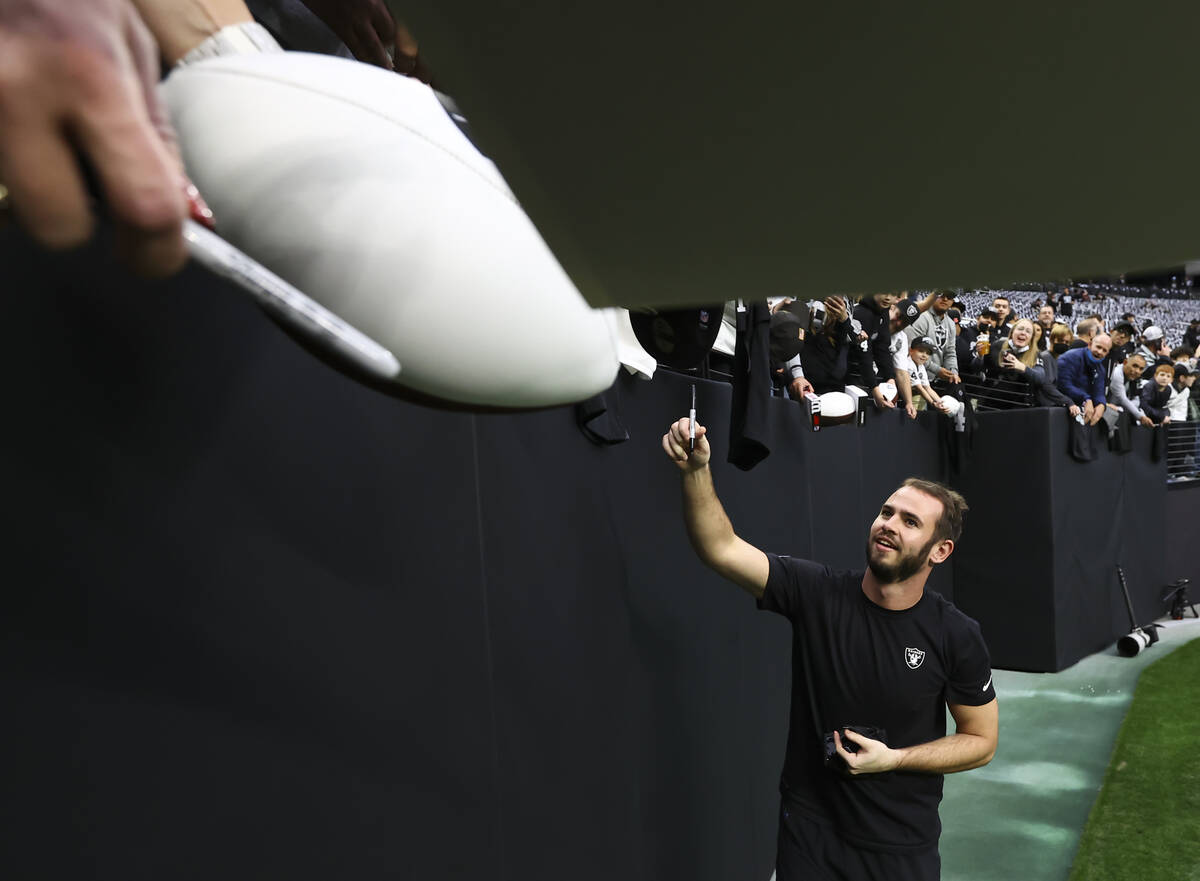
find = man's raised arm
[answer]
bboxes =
[662,417,770,598]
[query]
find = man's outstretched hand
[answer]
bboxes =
[0,0,191,277]
[662,416,709,472]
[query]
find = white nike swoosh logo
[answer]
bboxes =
[982,676,993,692]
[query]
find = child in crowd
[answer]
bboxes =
[1139,361,1176,425]
[908,337,952,414]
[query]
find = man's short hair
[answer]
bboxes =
[1126,352,1147,365]
[1112,322,1136,337]
[1075,318,1100,339]
[900,478,968,544]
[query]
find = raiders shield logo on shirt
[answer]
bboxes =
[905,647,925,669]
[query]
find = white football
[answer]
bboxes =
[163,52,618,408]
[818,392,856,419]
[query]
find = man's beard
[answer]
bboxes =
[865,533,938,584]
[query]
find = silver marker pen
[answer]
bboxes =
[183,220,401,382]
[689,383,697,451]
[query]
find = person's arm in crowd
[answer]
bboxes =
[890,335,917,418]
[1037,352,1080,415]
[855,332,895,408]
[783,354,814,399]
[826,297,852,342]
[1166,386,1189,423]
[1086,365,1107,425]
[905,311,932,344]
[1107,365,1152,425]
[846,306,876,389]
[939,321,960,379]
[834,699,997,775]
[1091,368,1107,407]
[894,369,916,418]
[977,344,1007,379]
[916,382,948,411]
[662,417,769,598]
[1055,352,1089,404]
[912,291,939,315]
[871,324,896,385]
[1001,349,1044,385]
[1139,384,1170,424]
[0,0,193,277]
[1022,360,1046,386]
[866,325,897,409]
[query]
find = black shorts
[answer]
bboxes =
[776,803,940,881]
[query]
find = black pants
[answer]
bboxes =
[776,803,940,881]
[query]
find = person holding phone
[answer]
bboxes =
[973,318,1078,414]
[796,295,856,394]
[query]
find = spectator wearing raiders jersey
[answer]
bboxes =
[889,303,920,419]
[905,290,960,387]
[661,421,997,881]
[908,337,952,414]
[850,293,901,411]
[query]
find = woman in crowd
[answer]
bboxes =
[1048,324,1074,357]
[973,318,1079,413]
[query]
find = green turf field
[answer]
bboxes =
[939,618,1200,881]
[1067,637,1200,881]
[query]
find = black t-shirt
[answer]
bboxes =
[758,554,995,853]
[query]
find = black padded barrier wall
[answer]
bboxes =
[0,238,1181,879]
[950,409,1170,672]
[1165,483,1200,591]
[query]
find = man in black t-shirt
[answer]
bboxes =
[661,418,998,881]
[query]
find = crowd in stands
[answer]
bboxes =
[738,283,1200,479]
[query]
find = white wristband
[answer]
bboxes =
[177,22,283,67]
